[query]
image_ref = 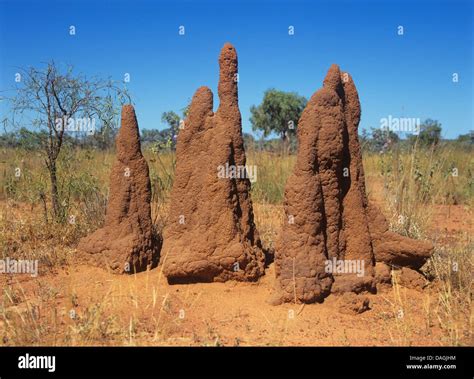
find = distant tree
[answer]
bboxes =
[250,89,307,153]
[456,131,473,145]
[359,127,370,151]
[161,111,180,136]
[242,132,255,151]
[16,127,45,149]
[412,119,442,147]
[371,127,399,152]
[159,105,189,151]
[0,130,18,148]
[4,61,128,220]
[141,129,163,145]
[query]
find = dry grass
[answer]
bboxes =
[0,144,472,346]
[364,143,473,238]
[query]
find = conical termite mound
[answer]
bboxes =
[272,64,433,304]
[77,105,161,273]
[161,43,266,283]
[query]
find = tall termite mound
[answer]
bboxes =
[77,105,161,273]
[161,43,265,283]
[272,65,433,304]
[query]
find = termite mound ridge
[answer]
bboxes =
[272,64,433,305]
[77,105,161,274]
[161,43,266,283]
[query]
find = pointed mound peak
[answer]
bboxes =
[117,104,141,161]
[220,42,237,60]
[193,86,214,108]
[184,86,214,136]
[218,42,238,105]
[323,64,342,92]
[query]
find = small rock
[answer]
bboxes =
[338,293,370,315]
[375,262,392,284]
[397,267,427,291]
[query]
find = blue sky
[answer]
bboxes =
[0,0,472,139]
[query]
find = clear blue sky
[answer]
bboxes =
[0,0,472,138]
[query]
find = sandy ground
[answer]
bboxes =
[1,254,469,346]
[0,178,471,346]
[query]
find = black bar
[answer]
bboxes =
[0,346,472,378]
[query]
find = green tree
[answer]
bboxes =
[250,89,307,153]
[414,119,442,147]
[141,129,163,144]
[457,131,473,145]
[371,127,399,152]
[159,105,189,150]
[161,111,181,135]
